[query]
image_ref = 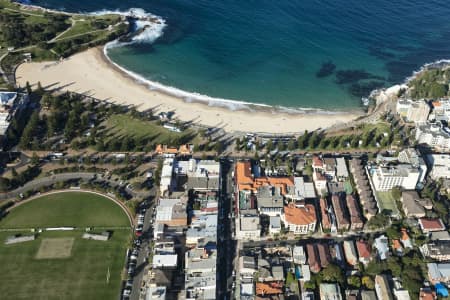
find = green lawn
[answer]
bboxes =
[376,191,400,216]
[0,191,130,228]
[104,114,196,145]
[0,230,129,300]
[0,191,131,299]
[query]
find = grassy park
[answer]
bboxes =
[0,191,130,228]
[0,191,131,300]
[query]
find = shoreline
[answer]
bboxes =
[101,45,364,116]
[16,47,364,134]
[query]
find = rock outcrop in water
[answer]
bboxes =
[316,61,336,78]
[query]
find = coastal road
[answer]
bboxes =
[0,172,97,201]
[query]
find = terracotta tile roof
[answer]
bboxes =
[236,161,294,195]
[178,144,191,154]
[256,282,283,296]
[419,218,446,232]
[284,203,316,226]
[319,198,331,229]
[420,289,436,300]
[392,239,402,250]
[401,228,410,241]
[236,161,254,191]
[356,240,371,258]
[432,101,442,107]
[312,155,323,167]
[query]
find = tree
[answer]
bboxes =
[362,276,375,290]
[30,152,40,165]
[287,139,296,151]
[387,256,402,277]
[0,177,11,192]
[308,132,320,149]
[321,263,344,284]
[25,81,32,94]
[303,281,316,290]
[234,138,241,152]
[347,275,361,288]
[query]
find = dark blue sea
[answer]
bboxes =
[27,0,450,110]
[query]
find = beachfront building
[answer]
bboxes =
[429,99,450,122]
[336,157,349,181]
[0,92,27,149]
[396,99,430,123]
[281,203,316,234]
[234,160,295,239]
[415,123,450,152]
[426,154,450,180]
[371,165,421,191]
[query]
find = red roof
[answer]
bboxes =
[312,155,323,167]
[419,218,446,232]
[356,240,371,259]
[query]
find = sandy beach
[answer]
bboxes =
[16,47,363,134]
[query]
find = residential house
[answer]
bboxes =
[419,218,446,233]
[336,157,349,181]
[375,275,393,300]
[356,240,371,265]
[320,283,342,300]
[346,194,364,230]
[269,216,281,235]
[319,198,332,231]
[427,263,450,283]
[323,158,337,181]
[401,191,431,219]
[331,195,350,231]
[293,245,306,265]
[374,235,389,260]
[281,203,317,234]
[421,240,450,261]
[307,244,321,273]
[317,243,331,268]
[343,240,358,266]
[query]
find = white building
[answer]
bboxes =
[335,157,349,181]
[415,123,450,152]
[396,99,430,123]
[320,283,342,300]
[236,209,260,240]
[426,154,450,180]
[429,99,450,122]
[152,254,178,268]
[371,165,421,191]
[160,157,175,195]
[293,245,307,265]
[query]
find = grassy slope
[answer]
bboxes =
[0,192,130,228]
[0,230,129,300]
[105,114,197,145]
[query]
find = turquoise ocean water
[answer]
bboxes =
[26,0,450,110]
